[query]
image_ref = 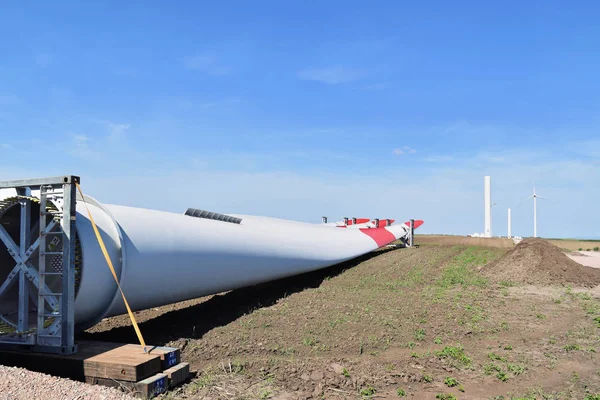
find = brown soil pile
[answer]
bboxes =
[484,238,600,288]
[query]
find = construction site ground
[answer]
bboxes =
[79,238,600,400]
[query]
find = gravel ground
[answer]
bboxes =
[0,366,135,400]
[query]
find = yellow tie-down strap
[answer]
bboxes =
[75,183,147,351]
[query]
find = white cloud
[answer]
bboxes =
[297,66,367,84]
[66,134,94,160]
[74,134,89,142]
[108,123,130,140]
[183,53,233,76]
[1,131,597,239]
[393,146,416,155]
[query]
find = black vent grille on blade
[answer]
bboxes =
[185,208,242,224]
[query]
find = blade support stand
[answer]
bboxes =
[0,175,79,355]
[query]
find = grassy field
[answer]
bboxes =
[85,243,600,399]
[417,235,600,252]
[546,238,600,251]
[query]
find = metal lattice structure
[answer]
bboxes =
[0,176,79,354]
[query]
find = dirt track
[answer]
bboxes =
[81,241,600,399]
[568,251,600,269]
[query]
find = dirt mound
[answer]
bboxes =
[484,238,600,288]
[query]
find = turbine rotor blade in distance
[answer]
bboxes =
[516,195,534,208]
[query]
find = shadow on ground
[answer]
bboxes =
[79,247,399,345]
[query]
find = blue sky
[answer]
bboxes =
[1,1,599,238]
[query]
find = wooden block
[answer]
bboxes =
[163,362,189,387]
[151,346,180,370]
[121,344,181,370]
[135,373,168,398]
[86,374,168,399]
[83,345,162,382]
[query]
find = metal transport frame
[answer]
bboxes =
[0,175,79,354]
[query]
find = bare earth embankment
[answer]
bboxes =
[74,238,600,399]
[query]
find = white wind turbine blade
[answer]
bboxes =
[516,195,533,208]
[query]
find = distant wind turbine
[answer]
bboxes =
[518,183,546,238]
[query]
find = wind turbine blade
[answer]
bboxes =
[537,195,547,200]
[516,195,533,208]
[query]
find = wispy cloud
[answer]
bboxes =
[297,66,367,85]
[183,53,233,76]
[68,134,93,159]
[1,131,598,238]
[92,120,131,141]
[393,146,416,155]
[107,123,130,140]
[0,144,11,149]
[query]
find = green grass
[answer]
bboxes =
[496,371,509,381]
[193,372,214,391]
[422,374,434,383]
[438,264,488,288]
[444,377,459,387]
[564,344,581,352]
[436,394,457,400]
[488,352,507,362]
[436,344,472,366]
[507,363,527,375]
[302,336,318,347]
[436,247,494,289]
[575,292,592,301]
[397,388,406,397]
[484,363,502,375]
[414,328,426,341]
[360,386,376,397]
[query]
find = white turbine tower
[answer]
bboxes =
[519,183,546,238]
[507,208,511,238]
[484,176,492,237]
